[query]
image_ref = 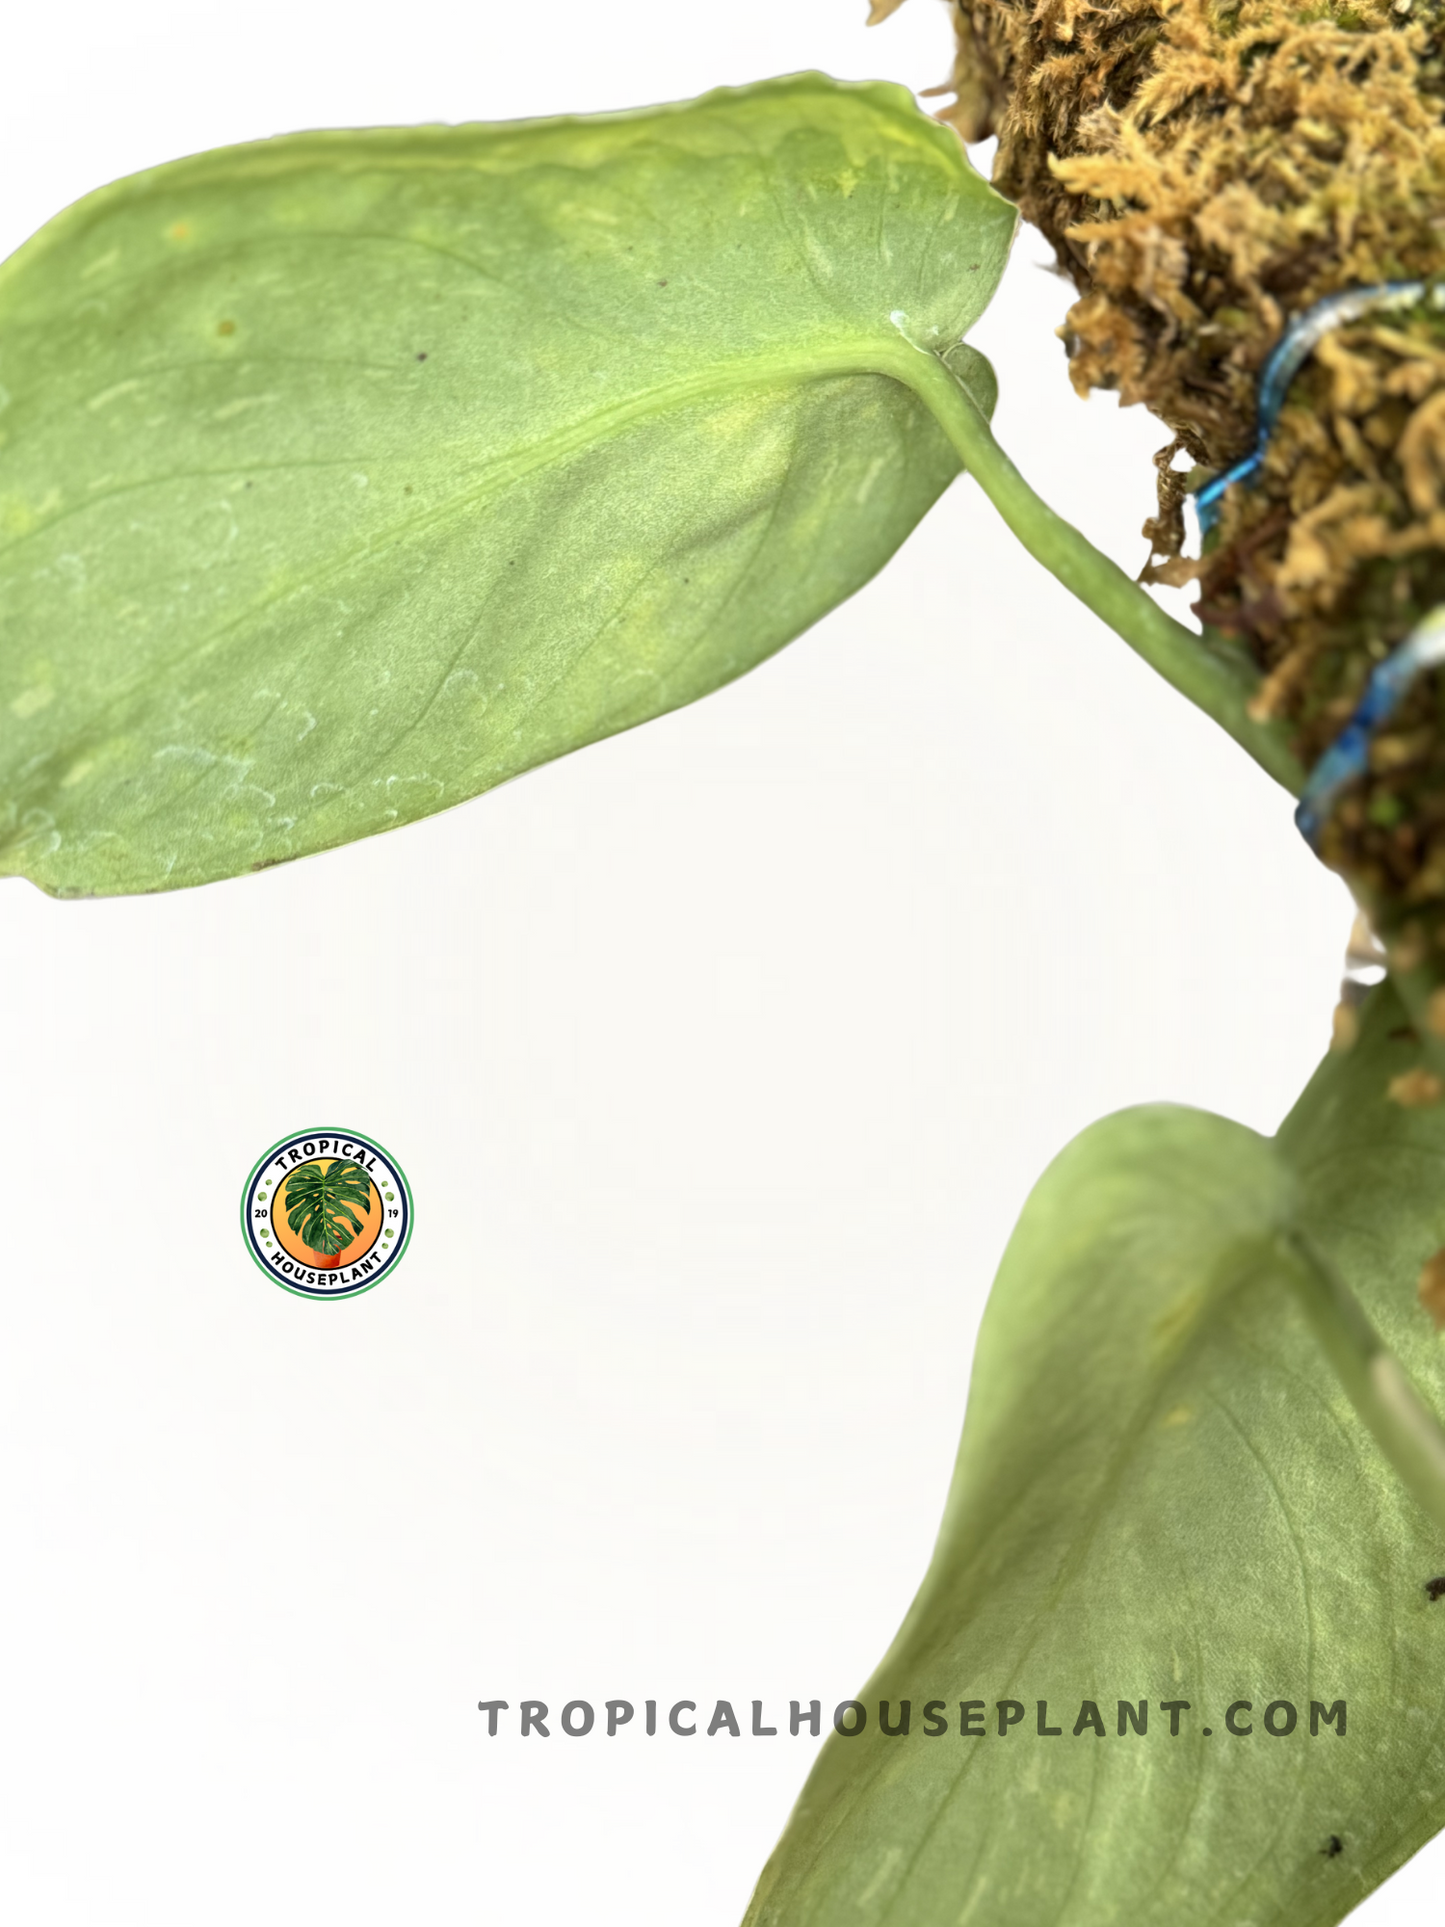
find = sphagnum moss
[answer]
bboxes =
[889,0,1445,941]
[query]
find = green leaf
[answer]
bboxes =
[282,1158,374,1257]
[0,74,1014,896]
[746,984,1445,1927]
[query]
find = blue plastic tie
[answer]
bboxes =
[1294,607,1445,849]
[1181,281,1445,849]
[1190,281,1445,535]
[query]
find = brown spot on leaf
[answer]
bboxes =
[1419,1251,1445,1326]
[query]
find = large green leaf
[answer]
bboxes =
[284,1158,373,1257]
[745,983,1445,1927]
[0,74,1013,896]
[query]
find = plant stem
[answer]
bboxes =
[1374,946,1445,1090]
[903,351,1306,797]
[1278,1229,1445,1540]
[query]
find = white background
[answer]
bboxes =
[0,1,1426,1922]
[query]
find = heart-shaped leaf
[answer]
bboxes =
[0,74,1013,896]
[745,983,1445,1927]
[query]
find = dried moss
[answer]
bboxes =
[898,0,1445,921]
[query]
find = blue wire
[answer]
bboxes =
[1191,281,1445,535]
[1181,281,1445,849]
[1294,607,1445,849]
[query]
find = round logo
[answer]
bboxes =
[241,1129,412,1299]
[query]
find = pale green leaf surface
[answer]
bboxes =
[745,983,1445,1927]
[0,74,1013,894]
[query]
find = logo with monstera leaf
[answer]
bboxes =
[241,1129,412,1297]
